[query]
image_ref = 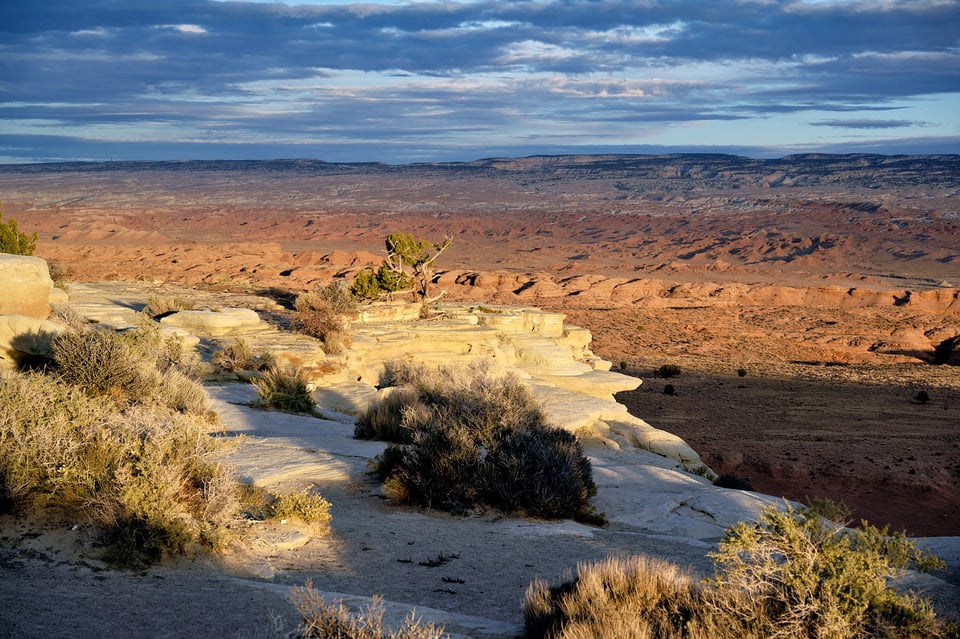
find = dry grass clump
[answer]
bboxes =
[0,371,238,567]
[524,502,956,639]
[524,556,742,639]
[143,295,196,318]
[365,361,602,523]
[293,281,358,355]
[291,583,448,639]
[253,366,316,414]
[211,337,275,373]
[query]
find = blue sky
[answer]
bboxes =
[1,0,958,163]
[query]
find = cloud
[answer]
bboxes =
[1,0,957,162]
[810,119,927,129]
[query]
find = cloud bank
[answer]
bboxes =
[1,0,957,162]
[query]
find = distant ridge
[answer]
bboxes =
[2,153,958,190]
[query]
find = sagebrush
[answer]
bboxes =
[212,337,275,373]
[51,322,207,415]
[365,361,601,523]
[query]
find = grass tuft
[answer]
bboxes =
[291,582,448,639]
[252,366,316,414]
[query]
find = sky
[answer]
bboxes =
[1,0,958,164]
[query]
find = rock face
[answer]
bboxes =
[305,302,714,478]
[0,253,53,318]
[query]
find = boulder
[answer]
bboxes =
[160,307,262,336]
[0,314,64,368]
[0,254,54,318]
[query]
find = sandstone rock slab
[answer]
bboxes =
[161,307,262,336]
[0,254,53,318]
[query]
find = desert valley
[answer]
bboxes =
[1,153,959,637]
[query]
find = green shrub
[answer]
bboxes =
[524,502,956,639]
[0,210,37,256]
[291,584,448,639]
[351,233,451,302]
[737,367,748,377]
[350,268,387,301]
[709,501,950,639]
[0,372,238,567]
[658,364,682,378]
[294,281,358,355]
[367,362,601,523]
[253,366,316,414]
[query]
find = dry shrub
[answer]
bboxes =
[367,361,601,523]
[47,259,72,289]
[524,503,956,639]
[354,387,424,443]
[51,323,207,414]
[212,337,275,373]
[52,328,162,404]
[253,366,316,414]
[291,582,448,639]
[0,371,239,567]
[293,281,357,355]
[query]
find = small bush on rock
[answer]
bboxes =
[366,362,601,523]
[268,486,332,526]
[143,295,195,318]
[294,281,357,355]
[211,337,275,373]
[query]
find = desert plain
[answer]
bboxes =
[1,153,958,636]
